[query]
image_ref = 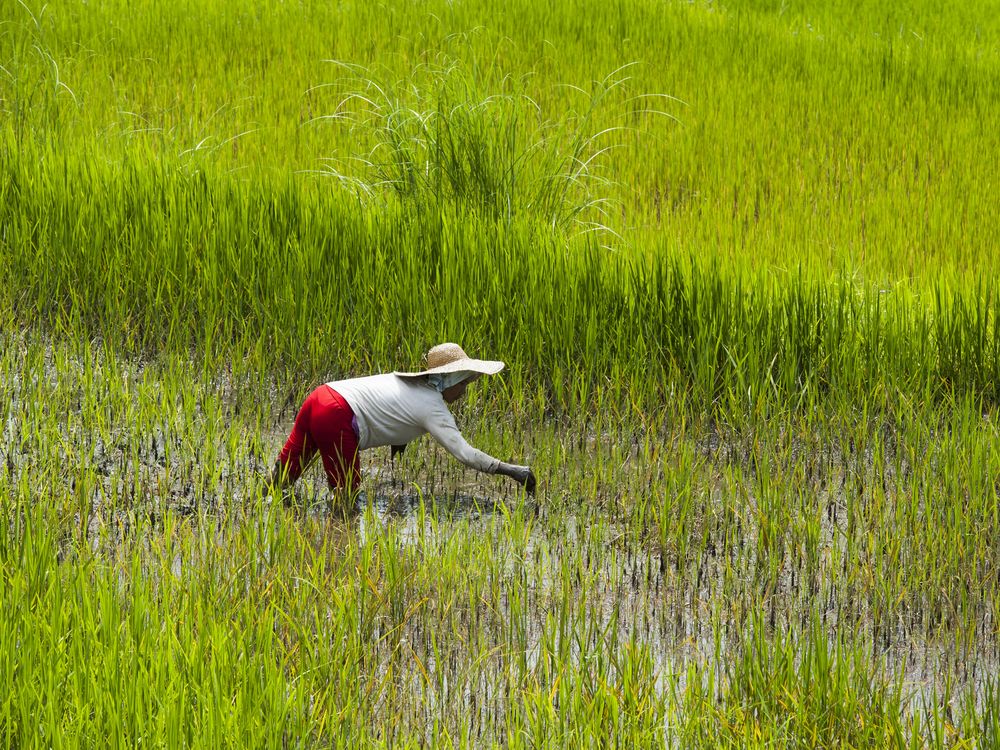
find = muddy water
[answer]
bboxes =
[9,412,999,722]
[3,336,996,729]
[351,467,998,717]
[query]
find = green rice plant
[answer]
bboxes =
[4,0,1000,745]
[3,136,999,414]
[2,328,999,744]
[667,616,986,748]
[314,51,657,241]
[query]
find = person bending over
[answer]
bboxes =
[271,343,536,496]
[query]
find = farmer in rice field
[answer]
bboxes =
[271,343,536,496]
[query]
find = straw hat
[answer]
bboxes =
[395,343,505,378]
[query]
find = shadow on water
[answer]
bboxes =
[279,465,538,549]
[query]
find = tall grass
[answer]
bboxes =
[313,54,639,235]
[4,0,999,276]
[3,0,1000,745]
[2,141,998,412]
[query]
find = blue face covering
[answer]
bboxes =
[427,371,476,393]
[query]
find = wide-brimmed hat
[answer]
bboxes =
[395,343,505,378]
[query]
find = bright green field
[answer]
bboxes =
[2,0,1000,747]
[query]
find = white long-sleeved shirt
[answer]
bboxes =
[326,374,501,473]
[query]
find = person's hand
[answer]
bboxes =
[522,467,536,495]
[270,460,288,488]
[497,462,536,495]
[391,444,407,461]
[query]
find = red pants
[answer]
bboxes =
[277,385,360,490]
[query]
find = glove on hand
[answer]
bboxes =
[496,462,536,495]
[391,444,407,461]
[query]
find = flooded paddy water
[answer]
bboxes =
[2,335,998,743]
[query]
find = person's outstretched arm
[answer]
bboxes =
[424,407,536,494]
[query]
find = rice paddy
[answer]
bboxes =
[2,0,999,746]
